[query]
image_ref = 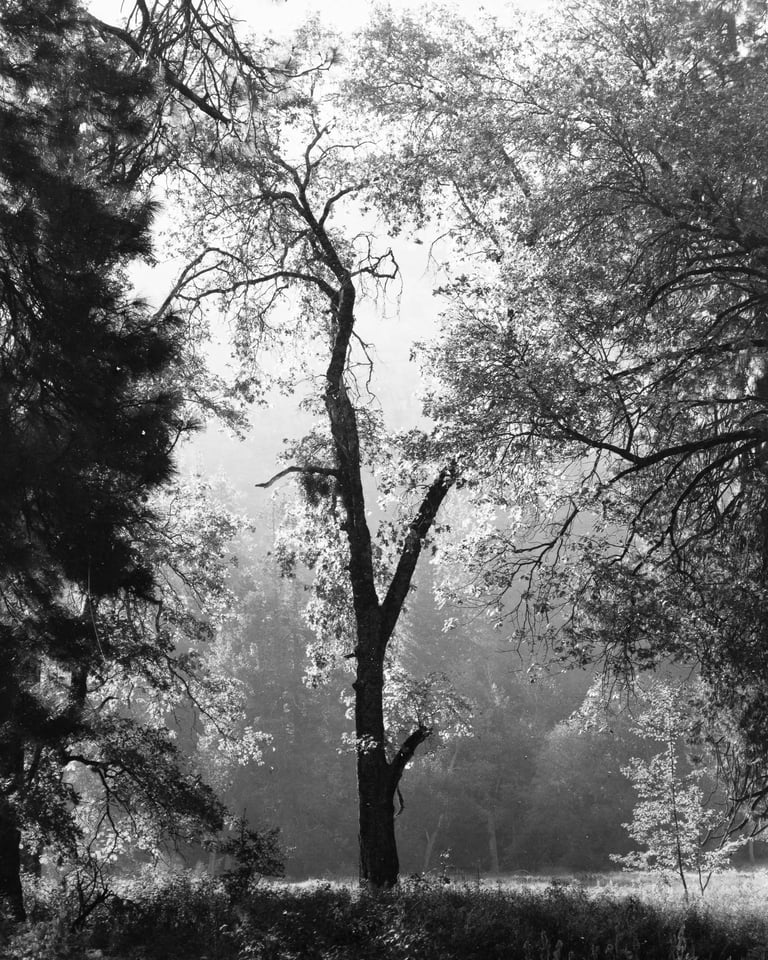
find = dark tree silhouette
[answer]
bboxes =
[0,0,204,921]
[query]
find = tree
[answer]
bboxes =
[87,0,287,129]
[0,0,253,921]
[55,479,270,904]
[141,11,467,883]
[350,0,768,782]
[612,681,746,898]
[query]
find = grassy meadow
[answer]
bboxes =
[3,869,768,960]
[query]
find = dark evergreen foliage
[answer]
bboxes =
[0,0,203,922]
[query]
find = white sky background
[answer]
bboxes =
[90,0,551,36]
[87,0,550,486]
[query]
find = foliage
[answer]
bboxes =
[2,476,268,926]
[217,816,284,899]
[19,0,768,902]
[348,0,768,811]
[519,717,640,872]
[0,0,199,921]
[8,875,768,959]
[0,0,278,918]
[613,681,747,897]
[145,4,466,885]
[176,519,662,879]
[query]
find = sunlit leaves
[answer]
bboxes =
[612,680,747,896]
[46,478,266,875]
[347,1,768,687]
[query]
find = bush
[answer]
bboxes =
[8,874,768,959]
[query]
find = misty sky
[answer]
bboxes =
[89,0,552,37]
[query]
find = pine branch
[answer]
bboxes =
[85,14,232,124]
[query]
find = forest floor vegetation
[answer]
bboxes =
[3,869,768,959]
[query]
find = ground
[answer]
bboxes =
[4,870,768,959]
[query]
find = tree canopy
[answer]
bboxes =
[0,0,264,921]
[349,0,768,771]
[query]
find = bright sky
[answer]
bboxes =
[229,0,550,34]
[89,0,550,36]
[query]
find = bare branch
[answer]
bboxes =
[85,14,232,124]
[254,465,339,489]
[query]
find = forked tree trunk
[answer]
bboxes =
[261,187,457,888]
[316,271,455,887]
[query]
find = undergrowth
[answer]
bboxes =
[2,873,768,959]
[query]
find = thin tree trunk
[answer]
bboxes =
[322,279,454,887]
[423,813,444,873]
[485,808,500,876]
[0,739,25,922]
[268,188,457,890]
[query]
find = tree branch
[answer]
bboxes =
[613,429,764,481]
[389,725,433,791]
[379,463,457,645]
[254,465,339,489]
[85,14,232,124]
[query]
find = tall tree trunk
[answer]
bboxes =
[300,201,453,889]
[357,755,399,886]
[0,740,25,922]
[322,285,452,886]
[354,643,399,887]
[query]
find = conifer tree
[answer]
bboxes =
[0,0,198,921]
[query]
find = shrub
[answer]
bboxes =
[8,873,768,959]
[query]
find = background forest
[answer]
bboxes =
[191,505,741,881]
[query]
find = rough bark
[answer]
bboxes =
[357,749,399,886]
[353,635,397,886]
[0,816,24,923]
[0,739,25,923]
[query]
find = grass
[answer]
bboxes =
[3,870,768,959]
